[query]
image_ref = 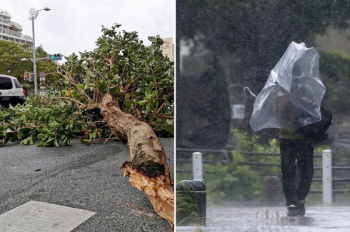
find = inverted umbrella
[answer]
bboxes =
[250,41,326,133]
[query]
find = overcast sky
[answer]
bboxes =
[2,0,175,62]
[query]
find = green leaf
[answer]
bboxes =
[137,100,148,106]
[54,138,60,147]
[65,138,71,146]
[152,90,158,97]
[99,82,107,92]
[37,141,46,147]
[48,122,60,130]
[130,55,137,63]
[20,137,28,145]
[93,128,98,138]
[72,125,81,133]
[80,139,91,145]
[29,136,34,145]
[37,133,47,140]
[125,99,132,109]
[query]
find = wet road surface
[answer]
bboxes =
[176,206,350,232]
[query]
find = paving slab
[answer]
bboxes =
[176,206,350,232]
[0,201,95,232]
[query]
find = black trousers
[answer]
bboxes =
[280,139,314,205]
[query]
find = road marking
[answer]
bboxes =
[0,201,95,232]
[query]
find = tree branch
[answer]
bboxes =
[158,115,174,119]
[156,101,167,115]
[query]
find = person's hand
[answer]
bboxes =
[300,96,311,104]
[312,101,319,106]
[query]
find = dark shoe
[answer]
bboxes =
[287,205,299,216]
[287,200,305,217]
[296,200,305,216]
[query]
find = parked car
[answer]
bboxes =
[0,74,26,108]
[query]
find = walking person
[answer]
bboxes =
[273,66,319,216]
[250,41,327,216]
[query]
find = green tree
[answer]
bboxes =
[0,41,59,93]
[319,51,350,113]
[0,41,32,78]
[54,24,174,136]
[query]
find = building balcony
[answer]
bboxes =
[0,28,33,44]
[0,18,11,25]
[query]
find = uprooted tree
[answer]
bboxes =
[0,24,174,225]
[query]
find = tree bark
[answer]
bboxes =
[99,93,174,225]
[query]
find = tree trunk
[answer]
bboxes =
[99,93,174,225]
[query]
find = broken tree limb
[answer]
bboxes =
[99,93,174,225]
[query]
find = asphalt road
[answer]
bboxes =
[0,137,174,231]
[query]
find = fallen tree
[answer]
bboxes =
[0,24,174,225]
[100,93,174,223]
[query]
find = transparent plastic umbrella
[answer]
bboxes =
[250,41,326,133]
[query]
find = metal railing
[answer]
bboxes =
[0,28,33,41]
[176,148,350,205]
[0,18,11,24]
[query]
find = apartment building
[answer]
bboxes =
[0,9,33,45]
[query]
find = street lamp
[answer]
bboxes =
[29,7,50,95]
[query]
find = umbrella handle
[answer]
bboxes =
[243,87,256,98]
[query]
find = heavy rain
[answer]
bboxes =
[175,1,350,231]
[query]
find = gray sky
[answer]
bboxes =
[2,0,175,62]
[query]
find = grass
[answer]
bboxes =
[176,181,200,226]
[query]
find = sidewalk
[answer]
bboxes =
[176,206,350,232]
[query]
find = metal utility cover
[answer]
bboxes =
[0,201,95,232]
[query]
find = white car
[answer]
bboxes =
[0,74,26,108]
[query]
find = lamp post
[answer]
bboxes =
[29,7,50,95]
